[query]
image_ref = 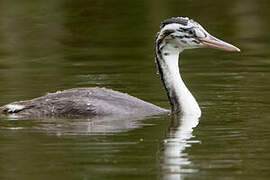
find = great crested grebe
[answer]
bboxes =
[0,17,240,118]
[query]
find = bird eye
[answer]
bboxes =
[188,29,194,35]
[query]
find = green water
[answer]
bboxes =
[1,0,270,179]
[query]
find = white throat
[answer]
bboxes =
[156,44,201,117]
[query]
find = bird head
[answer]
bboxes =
[156,17,240,52]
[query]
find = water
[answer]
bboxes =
[1,0,270,179]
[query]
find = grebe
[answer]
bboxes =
[0,17,240,118]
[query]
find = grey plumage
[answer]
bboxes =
[0,87,169,118]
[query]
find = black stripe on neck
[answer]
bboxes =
[155,51,180,114]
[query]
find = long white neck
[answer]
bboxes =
[155,44,201,117]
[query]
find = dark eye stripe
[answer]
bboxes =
[192,40,200,44]
[172,35,193,39]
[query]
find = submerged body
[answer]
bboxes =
[0,17,240,118]
[0,87,168,117]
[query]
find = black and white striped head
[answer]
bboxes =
[156,17,240,53]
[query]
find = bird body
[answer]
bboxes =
[0,17,240,118]
[0,87,169,117]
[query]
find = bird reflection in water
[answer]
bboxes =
[159,114,200,180]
